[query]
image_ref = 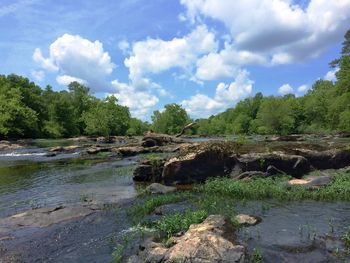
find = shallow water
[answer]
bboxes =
[0,147,139,218]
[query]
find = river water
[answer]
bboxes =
[0,138,349,262]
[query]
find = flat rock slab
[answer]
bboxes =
[0,204,99,234]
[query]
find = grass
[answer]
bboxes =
[127,192,192,225]
[251,248,263,263]
[154,209,208,239]
[197,172,350,201]
[342,227,350,250]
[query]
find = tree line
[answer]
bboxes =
[0,29,349,139]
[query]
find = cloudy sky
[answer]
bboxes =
[1,0,349,119]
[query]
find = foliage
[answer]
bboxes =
[152,104,192,135]
[82,96,130,137]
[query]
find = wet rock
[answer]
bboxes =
[295,149,350,170]
[162,146,238,185]
[49,145,80,153]
[133,159,165,182]
[287,175,334,188]
[129,215,245,263]
[237,152,311,178]
[235,214,262,226]
[145,183,176,194]
[0,205,98,233]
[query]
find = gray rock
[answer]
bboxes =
[145,183,176,194]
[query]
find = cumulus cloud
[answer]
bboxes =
[278,84,294,95]
[56,75,87,86]
[124,25,218,83]
[111,79,159,119]
[180,0,350,64]
[324,68,339,81]
[181,70,253,118]
[118,40,130,54]
[31,70,45,82]
[33,34,115,91]
[195,43,266,81]
[297,84,308,93]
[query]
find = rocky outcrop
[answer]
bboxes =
[237,152,311,178]
[49,145,81,153]
[294,149,350,170]
[162,146,237,185]
[133,159,165,182]
[128,215,245,263]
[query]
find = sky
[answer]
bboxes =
[1,0,350,120]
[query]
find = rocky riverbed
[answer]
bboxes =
[0,134,349,262]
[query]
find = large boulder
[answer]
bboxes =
[142,132,184,147]
[133,159,165,182]
[162,146,237,185]
[129,215,245,263]
[237,152,311,178]
[294,149,350,170]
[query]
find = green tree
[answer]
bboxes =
[83,96,130,137]
[126,118,150,136]
[151,104,191,135]
[254,96,295,135]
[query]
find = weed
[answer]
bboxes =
[251,247,263,263]
[342,227,350,250]
[127,192,192,225]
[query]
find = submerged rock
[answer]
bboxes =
[235,214,262,226]
[145,183,176,194]
[129,215,245,263]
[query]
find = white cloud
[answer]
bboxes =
[56,75,87,86]
[195,43,266,80]
[278,84,294,95]
[181,70,253,118]
[124,25,218,83]
[31,70,45,82]
[324,68,339,81]
[118,40,130,54]
[33,34,115,91]
[180,0,350,64]
[111,80,159,119]
[297,84,308,93]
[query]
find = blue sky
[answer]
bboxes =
[0,0,349,120]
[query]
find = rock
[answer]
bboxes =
[49,145,80,153]
[142,132,185,147]
[237,152,311,178]
[236,171,266,180]
[0,205,98,233]
[133,159,165,182]
[162,145,238,185]
[141,138,158,147]
[129,215,245,263]
[86,146,110,154]
[117,146,151,156]
[49,146,64,152]
[145,183,176,194]
[235,214,262,226]
[295,149,350,170]
[288,175,334,188]
[67,136,90,142]
[0,142,22,151]
[266,165,286,176]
